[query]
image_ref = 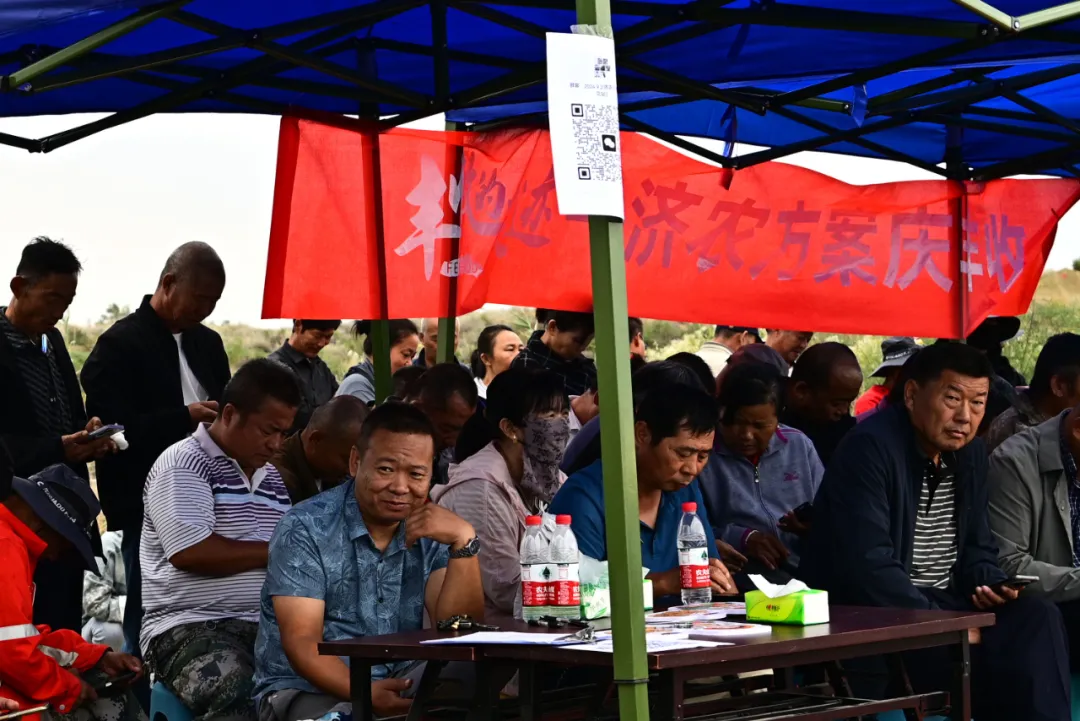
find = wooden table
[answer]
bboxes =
[320,606,993,721]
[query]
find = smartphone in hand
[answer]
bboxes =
[1005,574,1039,590]
[94,671,137,698]
[87,424,123,441]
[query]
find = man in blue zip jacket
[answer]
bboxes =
[803,341,1070,721]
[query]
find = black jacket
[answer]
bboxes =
[0,325,88,479]
[801,403,1007,609]
[81,297,230,531]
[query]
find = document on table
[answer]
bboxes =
[564,636,731,654]
[420,632,581,646]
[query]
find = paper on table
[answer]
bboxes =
[748,574,809,599]
[666,601,747,615]
[645,608,729,624]
[421,632,579,646]
[564,637,730,654]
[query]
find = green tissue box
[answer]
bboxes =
[745,589,829,625]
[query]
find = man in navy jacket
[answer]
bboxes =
[803,341,1070,721]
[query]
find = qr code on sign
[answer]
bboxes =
[571,103,621,183]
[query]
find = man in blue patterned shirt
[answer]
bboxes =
[254,403,484,721]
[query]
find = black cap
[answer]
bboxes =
[12,464,99,572]
[715,325,762,343]
[871,337,921,378]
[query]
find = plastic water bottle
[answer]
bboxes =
[550,515,581,618]
[519,515,551,621]
[678,502,712,605]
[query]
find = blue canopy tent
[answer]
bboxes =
[0,0,1080,177]
[2,2,1080,719]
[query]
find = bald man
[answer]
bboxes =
[271,396,369,503]
[81,241,232,678]
[780,342,864,466]
[415,317,467,369]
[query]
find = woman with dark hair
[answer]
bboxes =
[432,368,569,615]
[335,319,419,405]
[470,324,524,399]
[698,362,823,577]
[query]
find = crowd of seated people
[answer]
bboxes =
[1,232,1078,721]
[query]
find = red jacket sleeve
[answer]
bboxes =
[0,539,100,713]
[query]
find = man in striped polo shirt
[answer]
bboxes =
[804,342,1070,721]
[140,360,301,721]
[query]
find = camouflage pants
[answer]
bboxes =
[52,667,147,721]
[146,620,258,721]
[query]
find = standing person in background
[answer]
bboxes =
[82,530,126,652]
[435,368,568,616]
[780,342,863,466]
[512,310,597,396]
[855,337,920,416]
[765,330,813,373]
[470,324,523,400]
[1,238,116,634]
[337,320,419,405]
[268,320,340,434]
[696,326,761,379]
[985,333,1080,452]
[629,317,647,361]
[415,318,466,369]
[82,241,230,695]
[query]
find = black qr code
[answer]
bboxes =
[572,103,622,183]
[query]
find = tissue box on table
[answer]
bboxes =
[745,575,829,626]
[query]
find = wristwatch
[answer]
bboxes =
[449,536,481,559]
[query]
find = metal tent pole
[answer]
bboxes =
[574,0,650,719]
[947,129,967,340]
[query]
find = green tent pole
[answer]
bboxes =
[574,0,650,717]
[363,113,393,401]
[358,46,393,404]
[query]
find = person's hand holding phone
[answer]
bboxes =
[62,418,117,462]
[972,584,1018,610]
[99,651,143,681]
[744,530,790,571]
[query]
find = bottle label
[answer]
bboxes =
[521,563,552,607]
[679,547,710,589]
[553,562,580,607]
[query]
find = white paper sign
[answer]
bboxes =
[545,32,624,219]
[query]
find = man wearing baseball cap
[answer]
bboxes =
[855,337,921,416]
[0,463,144,721]
[696,326,761,379]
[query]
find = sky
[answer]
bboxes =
[0,112,1077,327]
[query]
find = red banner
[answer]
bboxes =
[263,115,1080,337]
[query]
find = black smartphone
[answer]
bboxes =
[792,502,814,524]
[1005,574,1039,589]
[95,671,138,697]
[87,424,123,441]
